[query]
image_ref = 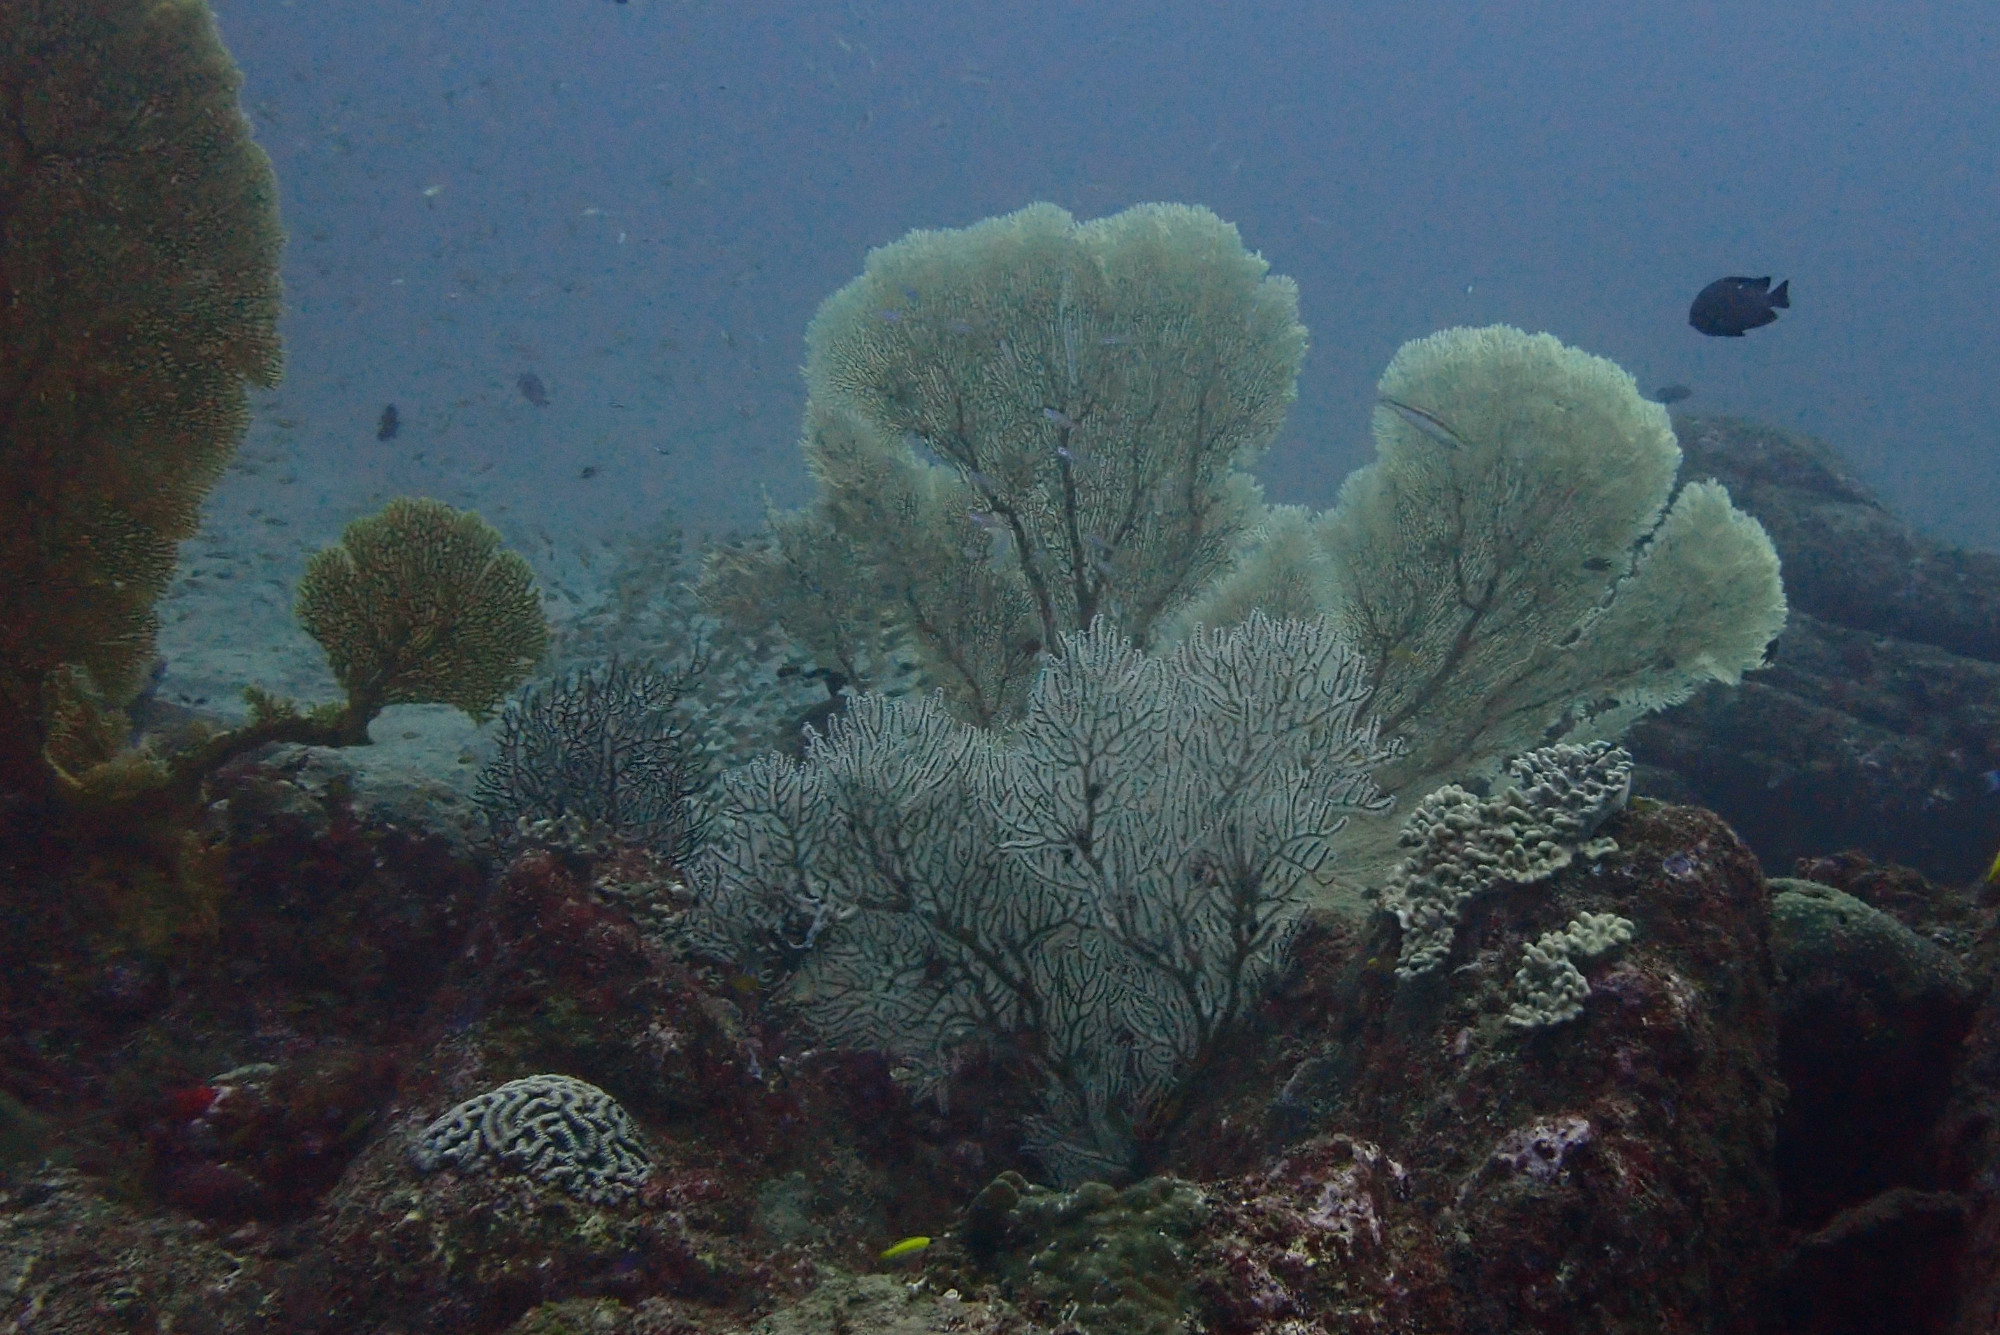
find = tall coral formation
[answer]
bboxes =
[38,496,544,949]
[704,202,1306,725]
[0,0,284,793]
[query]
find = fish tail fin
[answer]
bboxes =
[1769,279,1790,308]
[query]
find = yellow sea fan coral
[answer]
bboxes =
[296,498,549,725]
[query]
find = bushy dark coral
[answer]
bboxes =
[0,0,284,791]
[477,657,707,861]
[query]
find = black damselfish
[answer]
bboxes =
[1689,276,1789,337]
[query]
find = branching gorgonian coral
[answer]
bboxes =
[702,202,1308,726]
[686,614,1394,1182]
[1181,325,1785,893]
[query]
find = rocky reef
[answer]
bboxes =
[4,724,1999,1334]
[1631,415,2000,885]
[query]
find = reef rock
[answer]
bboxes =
[1230,799,1782,1331]
[932,799,1784,1333]
[1631,416,2000,884]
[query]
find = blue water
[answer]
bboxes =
[209,0,2000,552]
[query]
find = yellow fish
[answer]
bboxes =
[1985,846,2000,885]
[879,1236,931,1261]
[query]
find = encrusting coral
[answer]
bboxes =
[0,0,284,797]
[1504,910,1637,1028]
[703,201,1307,726]
[1380,741,1633,978]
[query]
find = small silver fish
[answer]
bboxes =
[1376,395,1467,450]
[1043,406,1079,430]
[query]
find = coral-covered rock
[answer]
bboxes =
[1191,1136,1415,1330]
[254,828,1002,1332]
[0,1167,286,1333]
[5,693,1895,1331]
[948,1172,1209,1335]
[1245,800,1783,1332]
[494,1274,1043,1335]
[926,800,1784,1333]
[145,1050,404,1221]
[287,1119,766,1334]
[1768,877,1978,1227]
[0,750,485,1217]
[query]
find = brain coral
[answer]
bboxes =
[409,1074,652,1205]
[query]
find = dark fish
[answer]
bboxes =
[375,404,400,440]
[578,465,599,480]
[1651,384,1692,405]
[1689,276,1789,337]
[1376,395,1468,450]
[517,372,550,407]
[124,655,169,728]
